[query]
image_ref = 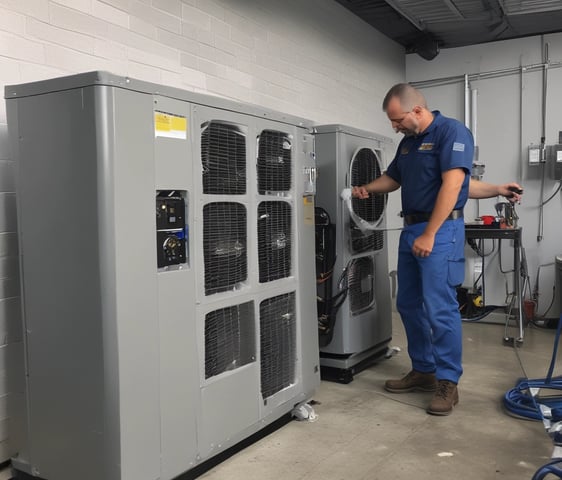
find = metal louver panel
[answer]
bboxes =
[350,147,385,254]
[257,130,292,194]
[348,256,375,315]
[201,121,246,195]
[203,202,247,295]
[260,292,296,400]
[205,301,255,379]
[257,201,292,283]
[351,226,384,254]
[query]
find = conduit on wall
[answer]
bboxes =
[537,41,549,242]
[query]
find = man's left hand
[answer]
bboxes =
[498,182,523,203]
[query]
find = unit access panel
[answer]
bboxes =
[156,190,188,268]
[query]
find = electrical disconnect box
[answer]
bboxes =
[546,144,562,180]
[156,191,188,268]
[528,144,542,165]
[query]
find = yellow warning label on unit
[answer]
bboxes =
[303,195,315,225]
[154,111,187,139]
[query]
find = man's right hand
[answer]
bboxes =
[352,186,369,199]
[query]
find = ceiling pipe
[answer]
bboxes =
[410,60,562,88]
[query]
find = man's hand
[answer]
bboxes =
[352,186,370,199]
[498,183,523,203]
[412,232,435,257]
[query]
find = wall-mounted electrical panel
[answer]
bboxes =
[546,144,562,180]
[528,144,542,165]
[313,124,393,383]
[5,71,319,480]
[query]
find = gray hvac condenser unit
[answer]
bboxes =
[314,124,392,383]
[5,71,319,480]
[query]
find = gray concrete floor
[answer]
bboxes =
[199,312,560,480]
[3,313,560,480]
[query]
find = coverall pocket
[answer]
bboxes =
[447,259,465,287]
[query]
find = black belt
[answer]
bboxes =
[402,209,463,226]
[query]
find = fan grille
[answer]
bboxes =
[201,121,246,195]
[260,292,296,399]
[350,229,384,253]
[205,301,255,379]
[203,202,247,295]
[257,130,292,194]
[348,256,375,314]
[258,201,292,283]
[350,148,385,253]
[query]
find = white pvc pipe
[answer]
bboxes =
[471,88,478,142]
[464,74,470,128]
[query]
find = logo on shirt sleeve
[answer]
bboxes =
[453,142,465,152]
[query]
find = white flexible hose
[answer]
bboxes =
[340,188,402,232]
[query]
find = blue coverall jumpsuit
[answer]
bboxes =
[386,111,474,384]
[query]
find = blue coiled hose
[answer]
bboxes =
[502,315,562,479]
[503,315,562,420]
[532,458,562,480]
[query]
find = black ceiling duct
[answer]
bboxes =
[410,33,440,60]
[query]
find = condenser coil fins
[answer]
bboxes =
[257,130,292,194]
[257,201,292,283]
[205,301,256,379]
[201,121,246,195]
[260,292,296,399]
[203,202,247,295]
[348,256,375,315]
[350,148,385,253]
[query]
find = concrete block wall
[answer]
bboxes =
[0,0,405,463]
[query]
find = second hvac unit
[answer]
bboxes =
[314,124,393,383]
[5,72,319,480]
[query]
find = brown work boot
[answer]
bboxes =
[427,380,459,415]
[384,370,437,393]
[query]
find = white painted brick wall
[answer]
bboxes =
[0,0,405,463]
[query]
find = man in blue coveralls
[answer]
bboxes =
[353,83,496,415]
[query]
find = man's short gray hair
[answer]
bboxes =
[382,83,428,112]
